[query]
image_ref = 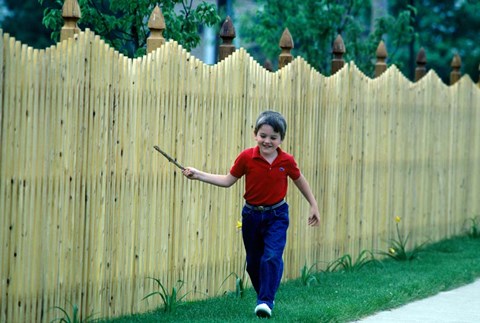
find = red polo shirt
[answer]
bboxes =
[230,146,301,205]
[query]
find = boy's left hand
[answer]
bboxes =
[308,207,320,226]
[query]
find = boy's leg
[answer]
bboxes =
[257,204,289,309]
[241,206,264,295]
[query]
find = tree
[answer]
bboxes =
[0,0,54,49]
[390,0,480,83]
[40,0,221,57]
[238,0,415,76]
[371,0,388,32]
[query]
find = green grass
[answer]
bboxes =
[99,235,480,322]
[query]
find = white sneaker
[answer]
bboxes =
[255,303,272,318]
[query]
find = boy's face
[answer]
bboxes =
[254,124,283,157]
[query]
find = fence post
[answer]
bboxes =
[218,16,236,61]
[147,5,166,54]
[415,47,427,82]
[278,28,293,69]
[60,0,81,42]
[331,34,345,75]
[450,53,461,85]
[374,40,387,78]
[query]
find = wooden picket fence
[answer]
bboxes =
[1,28,480,322]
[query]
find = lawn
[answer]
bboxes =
[99,235,480,322]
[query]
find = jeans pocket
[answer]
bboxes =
[242,205,253,218]
[272,203,289,219]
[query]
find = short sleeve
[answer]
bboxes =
[230,150,249,178]
[287,157,301,181]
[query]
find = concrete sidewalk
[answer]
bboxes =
[353,279,480,323]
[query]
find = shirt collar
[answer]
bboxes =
[253,146,285,161]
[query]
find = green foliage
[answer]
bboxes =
[39,0,221,57]
[143,278,191,313]
[326,250,379,272]
[300,262,319,286]
[218,271,247,298]
[239,0,415,76]
[465,216,480,239]
[380,216,428,261]
[39,0,63,40]
[50,303,98,323]
[389,0,480,82]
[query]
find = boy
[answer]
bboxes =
[182,110,320,318]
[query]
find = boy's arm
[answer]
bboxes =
[293,174,320,226]
[182,167,239,188]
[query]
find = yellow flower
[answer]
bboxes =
[236,220,242,230]
[389,247,396,255]
[395,216,401,223]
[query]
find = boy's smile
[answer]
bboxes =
[254,125,283,161]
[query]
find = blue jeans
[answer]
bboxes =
[241,202,289,309]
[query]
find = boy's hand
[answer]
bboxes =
[182,167,199,180]
[308,206,320,226]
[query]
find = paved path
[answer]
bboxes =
[354,279,480,323]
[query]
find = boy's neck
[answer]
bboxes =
[260,149,278,164]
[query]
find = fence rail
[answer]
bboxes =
[1,27,479,322]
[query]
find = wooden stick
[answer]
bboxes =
[153,145,185,170]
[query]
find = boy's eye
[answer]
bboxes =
[259,134,278,140]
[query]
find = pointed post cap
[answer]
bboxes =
[374,40,388,78]
[147,5,166,53]
[218,16,236,61]
[220,16,236,41]
[332,35,345,55]
[415,47,427,82]
[376,40,387,59]
[416,47,427,65]
[278,28,294,69]
[62,0,81,19]
[148,5,166,30]
[450,53,462,85]
[331,34,345,75]
[60,0,81,42]
[451,53,462,68]
[279,28,294,50]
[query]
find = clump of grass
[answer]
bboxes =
[380,216,428,261]
[143,278,191,313]
[50,303,97,323]
[326,250,379,272]
[218,271,247,298]
[218,260,248,298]
[464,216,480,238]
[300,262,319,286]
